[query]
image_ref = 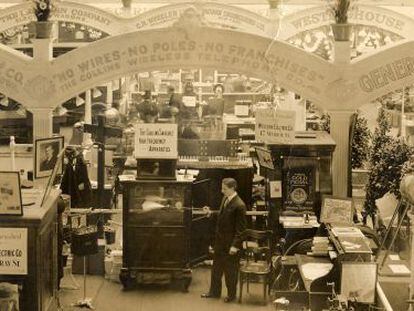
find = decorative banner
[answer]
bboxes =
[255,108,296,144]
[283,157,316,214]
[0,228,27,275]
[135,123,178,159]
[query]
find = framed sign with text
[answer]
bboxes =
[282,157,316,214]
[134,123,178,159]
[0,228,27,275]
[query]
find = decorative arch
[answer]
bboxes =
[45,26,333,110]
[0,2,122,36]
[0,26,334,109]
[1,2,413,45]
[0,1,274,38]
[351,39,414,106]
[130,2,273,37]
[280,4,414,40]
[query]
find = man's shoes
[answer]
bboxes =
[223,296,236,303]
[201,293,220,299]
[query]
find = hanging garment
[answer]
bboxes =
[74,153,92,208]
[60,158,81,208]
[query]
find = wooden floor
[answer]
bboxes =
[58,267,275,311]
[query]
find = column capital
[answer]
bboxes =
[332,41,351,65]
[29,107,54,113]
[328,110,356,118]
[32,38,53,62]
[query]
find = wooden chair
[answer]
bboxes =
[239,229,272,304]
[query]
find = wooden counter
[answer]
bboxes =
[0,189,60,311]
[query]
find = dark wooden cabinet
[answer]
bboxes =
[120,179,210,291]
[0,190,59,311]
[265,132,336,244]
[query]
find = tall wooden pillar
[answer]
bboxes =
[31,38,54,140]
[329,34,353,197]
[329,110,354,197]
[84,89,93,145]
[30,107,54,140]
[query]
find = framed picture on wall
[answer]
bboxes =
[320,195,353,224]
[255,147,274,170]
[34,136,64,179]
[0,171,23,216]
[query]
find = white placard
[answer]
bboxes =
[235,104,249,116]
[135,123,178,159]
[255,109,296,144]
[182,96,196,107]
[0,228,27,275]
[269,180,282,198]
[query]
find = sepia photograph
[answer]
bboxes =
[34,136,64,179]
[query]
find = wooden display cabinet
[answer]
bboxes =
[0,190,60,311]
[264,132,336,243]
[120,179,210,291]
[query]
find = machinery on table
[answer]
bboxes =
[177,138,254,209]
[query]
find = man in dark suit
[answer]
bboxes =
[201,178,247,303]
[40,143,58,171]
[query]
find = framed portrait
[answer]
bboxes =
[34,136,64,179]
[255,147,274,170]
[320,195,353,224]
[0,171,23,216]
[40,147,66,207]
[0,281,22,310]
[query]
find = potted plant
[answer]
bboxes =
[31,0,54,38]
[329,0,352,41]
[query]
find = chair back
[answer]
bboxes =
[242,229,272,264]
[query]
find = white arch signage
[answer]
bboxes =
[0,17,414,113]
[0,26,333,110]
[0,2,413,42]
[280,4,414,39]
[0,1,274,38]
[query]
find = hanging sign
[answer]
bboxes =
[135,123,178,159]
[0,228,27,275]
[255,109,296,144]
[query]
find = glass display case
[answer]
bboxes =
[120,179,210,291]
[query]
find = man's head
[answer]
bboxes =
[213,84,224,98]
[221,178,237,197]
[167,86,175,95]
[45,144,54,160]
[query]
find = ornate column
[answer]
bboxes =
[106,82,113,108]
[329,110,354,197]
[329,24,353,197]
[84,89,93,145]
[32,38,53,62]
[30,107,54,140]
[332,41,351,65]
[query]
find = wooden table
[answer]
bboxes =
[0,189,60,311]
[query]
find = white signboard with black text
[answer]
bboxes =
[255,109,296,144]
[0,228,27,275]
[135,123,178,159]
